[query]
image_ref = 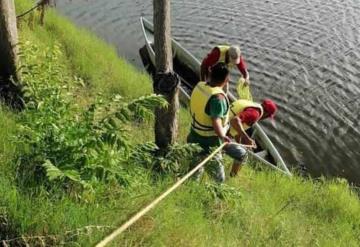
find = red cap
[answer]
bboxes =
[261,99,277,119]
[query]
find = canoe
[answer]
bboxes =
[140,17,292,176]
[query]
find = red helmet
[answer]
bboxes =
[261,99,277,119]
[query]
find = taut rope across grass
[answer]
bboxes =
[95,143,228,247]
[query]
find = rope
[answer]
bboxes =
[95,143,227,247]
[16,1,42,19]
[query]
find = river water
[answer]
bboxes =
[55,0,360,183]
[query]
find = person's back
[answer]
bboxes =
[228,99,264,137]
[187,62,248,182]
[188,62,231,183]
[189,63,230,148]
[200,45,249,86]
[228,99,277,176]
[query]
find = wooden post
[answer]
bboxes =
[153,0,179,150]
[0,0,22,107]
[0,0,19,82]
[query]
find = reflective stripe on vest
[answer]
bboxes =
[228,99,263,137]
[190,81,230,137]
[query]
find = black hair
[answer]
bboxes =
[208,62,229,87]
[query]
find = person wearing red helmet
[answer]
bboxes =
[228,98,277,177]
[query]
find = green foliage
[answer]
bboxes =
[130,142,201,175]
[204,183,243,202]
[1,1,358,246]
[42,159,81,182]
[0,106,17,177]
[14,41,167,191]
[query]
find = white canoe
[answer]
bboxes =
[140,17,291,176]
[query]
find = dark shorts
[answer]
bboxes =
[190,143,247,183]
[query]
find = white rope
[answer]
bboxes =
[95,143,227,247]
[95,141,288,246]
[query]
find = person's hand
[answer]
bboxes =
[238,135,256,149]
[221,135,232,143]
[243,137,256,149]
[244,78,250,86]
[248,139,257,149]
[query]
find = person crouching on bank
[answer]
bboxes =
[228,99,277,177]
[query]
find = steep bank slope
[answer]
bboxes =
[0,1,359,246]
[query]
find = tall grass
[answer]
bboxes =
[0,106,17,174]
[109,169,360,246]
[16,0,152,100]
[0,1,359,246]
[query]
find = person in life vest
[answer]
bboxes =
[200,45,250,92]
[228,99,278,177]
[188,62,246,183]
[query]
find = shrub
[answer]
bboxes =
[14,41,167,192]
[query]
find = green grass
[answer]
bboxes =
[16,0,152,100]
[0,0,359,246]
[0,106,17,174]
[112,171,360,246]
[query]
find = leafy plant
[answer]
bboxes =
[205,183,243,202]
[14,41,167,192]
[129,142,202,176]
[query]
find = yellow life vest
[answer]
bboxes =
[216,45,234,68]
[228,99,263,136]
[190,81,230,137]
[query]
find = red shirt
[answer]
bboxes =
[239,107,261,126]
[201,47,248,78]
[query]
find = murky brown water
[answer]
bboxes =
[55,0,360,183]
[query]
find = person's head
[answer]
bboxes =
[208,62,230,87]
[227,45,241,65]
[261,99,277,119]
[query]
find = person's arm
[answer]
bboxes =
[231,108,261,147]
[212,118,231,142]
[230,117,255,147]
[200,48,221,81]
[200,62,209,82]
[237,56,250,83]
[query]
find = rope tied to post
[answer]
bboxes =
[153,71,180,94]
[16,0,50,19]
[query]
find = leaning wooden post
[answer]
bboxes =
[153,0,179,150]
[0,0,22,107]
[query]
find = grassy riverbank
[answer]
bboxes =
[0,1,359,246]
